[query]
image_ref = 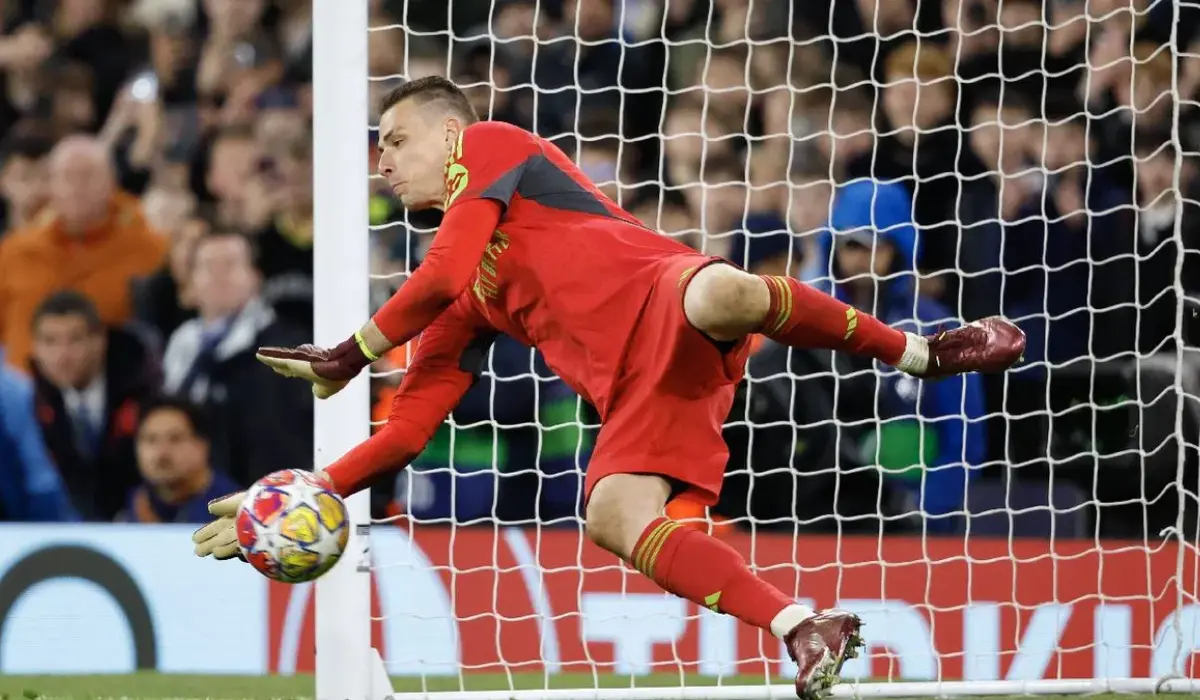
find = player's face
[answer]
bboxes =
[377,100,464,211]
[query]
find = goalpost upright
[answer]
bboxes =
[312,2,375,700]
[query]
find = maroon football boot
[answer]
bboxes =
[783,609,865,700]
[919,316,1026,379]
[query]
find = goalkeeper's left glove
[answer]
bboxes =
[257,333,378,399]
[191,491,245,560]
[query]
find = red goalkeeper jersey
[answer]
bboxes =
[326,121,697,495]
[443,121,694,403]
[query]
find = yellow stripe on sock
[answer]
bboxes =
[633,520,675,576]
[844,307,858,340]
[760,276,783,334]
[643,521,681,579]
[769,276,793,335]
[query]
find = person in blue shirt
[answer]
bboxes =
[119,396,240,523]
[827,180,987,531]
[0,359,78,521]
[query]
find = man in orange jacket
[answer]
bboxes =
[0,135,166,371]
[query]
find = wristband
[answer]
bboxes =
[353,329,381,362]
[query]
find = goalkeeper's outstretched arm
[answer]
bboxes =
[255,198,501,397]
[324,293,498,497]
[359,198,501,356]
[193,296,495,560]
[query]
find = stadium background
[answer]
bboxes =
[0,0,1199,695]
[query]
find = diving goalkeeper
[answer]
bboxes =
[193,77,1025,699]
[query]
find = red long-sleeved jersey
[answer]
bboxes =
[325,121,693,496]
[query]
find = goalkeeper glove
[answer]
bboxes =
[191,491,245,560]
[256,334,375,399]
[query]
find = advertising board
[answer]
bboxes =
[0,524,1196,680]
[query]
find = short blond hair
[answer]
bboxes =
[884,41,955,84]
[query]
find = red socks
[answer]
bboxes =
[758,275,907,365]
[630,517,793,631]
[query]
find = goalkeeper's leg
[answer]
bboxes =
[586,473,862,700]
[682,263,1025,378]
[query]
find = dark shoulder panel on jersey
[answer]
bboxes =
[483,153,617,219]
[449,121,623,220]
[446,122,540,211]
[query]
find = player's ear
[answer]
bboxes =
[444,117,464,154]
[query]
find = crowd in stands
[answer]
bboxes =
[0,0,1197,541]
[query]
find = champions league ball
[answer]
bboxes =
[236,469,350,583]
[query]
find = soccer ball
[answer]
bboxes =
[236,469,350,583]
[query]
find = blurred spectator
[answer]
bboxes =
[453,50,529,129]
[0,125,51,232]
[1134,134,1200,353]
[630,190,698,250]
[47,61,97,138]
[532,0,663,161]
[940,0,1001,80]
[678,153,751,256]
[787,171,833,284]
[817,87,877,185]
[878,40,979,304]
[685,45,754,130]
[1039,110,1138,364]
[133,209,208,343]
[0,21,53,135]
[957,87,1042,328]
[276,0,313,86]
[827,181,986,529]
[204,124,262,229]
[0,360,77,522]
[1087,32,1174,171]
[29,291,155,521]
[575,110,623,204]
[196,0,282,127]
[162,230,311,486]
[0,134,165,371]
[663,98,738,193]
[140,178,197,241]
[253,134,314,329]
[132,0,199,105]
[119,396,240,523]
[51,0,135,123]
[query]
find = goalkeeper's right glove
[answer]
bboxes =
[256,334,375,399]
[191,491,245,560]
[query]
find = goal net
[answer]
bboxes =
[309,0,1200,698]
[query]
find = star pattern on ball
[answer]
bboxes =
[285,483,328,532]
[243,510,276,555]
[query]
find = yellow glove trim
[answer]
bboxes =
[354,329,381,362]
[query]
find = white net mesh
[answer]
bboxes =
[350,0,1200,694]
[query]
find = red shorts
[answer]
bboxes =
[583,254,752,507]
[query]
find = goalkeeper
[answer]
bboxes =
[193,77,1024,699]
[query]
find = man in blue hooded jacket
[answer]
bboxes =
[825,180,986,530]
[0,357,78,521]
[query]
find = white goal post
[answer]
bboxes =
[310,1,1200,699]
[312,1,374,700]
